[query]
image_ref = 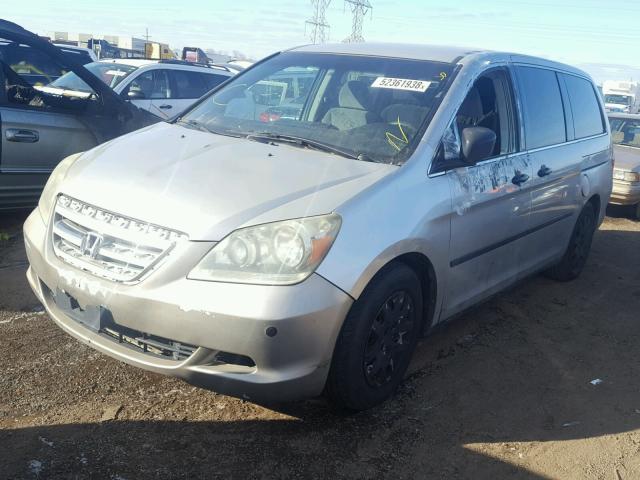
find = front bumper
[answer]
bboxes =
[609,180,640,205]
[24,210,353,403]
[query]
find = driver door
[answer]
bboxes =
[440,68,533,317]
[120,69,155,114]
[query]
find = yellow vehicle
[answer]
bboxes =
[144,42,175,60]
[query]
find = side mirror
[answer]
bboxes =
[461,126,496,164]
[127,89,145,100]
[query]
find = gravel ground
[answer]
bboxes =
[1,207,639,479]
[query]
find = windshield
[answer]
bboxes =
[605,94,632,105]
[49,61,137,92]
[609,117,640,148]
[180,52,454,164]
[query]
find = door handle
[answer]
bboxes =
[511,171,530,186]
[538,165,552,177]
[158,104,173,109]
[6,128,39,143]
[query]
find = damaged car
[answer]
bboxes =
[0,19,157,210]
[24,43,612,410]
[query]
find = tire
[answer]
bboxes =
[545,202,597,282]
[325,262,423,411]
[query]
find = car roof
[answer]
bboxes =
[53,43,91,52]
[96,58,233,75]
[99,58,158,67]
[287,42,587,77]
[289,43,483,63]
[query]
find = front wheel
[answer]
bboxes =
[545,202,597,282]
[325,263,423,411]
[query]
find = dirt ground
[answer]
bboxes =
[1,207,639,480]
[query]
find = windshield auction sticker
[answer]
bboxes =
[371,77,431,92]
[106,70,127,76]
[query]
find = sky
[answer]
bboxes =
[4,0,640,83]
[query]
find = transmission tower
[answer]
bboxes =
[343,0,372,43]
[306,0,332,44]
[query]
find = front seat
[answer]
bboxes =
[322,80,377,131]
[456,86,484,129]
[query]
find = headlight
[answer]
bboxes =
[38,152,84,221]
[614,169,640,183]
[188,214,341,285]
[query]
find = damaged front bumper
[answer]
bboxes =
[23,210,353,403]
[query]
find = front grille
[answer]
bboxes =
[101,324,197,361]
[52,195,187,282]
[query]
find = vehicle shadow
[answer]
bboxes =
[0,211,37,313]
[1,225,639,479]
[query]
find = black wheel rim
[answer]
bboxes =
[363,291,416,388]
[570,212,594,266]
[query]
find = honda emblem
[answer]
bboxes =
[80,232,103,259]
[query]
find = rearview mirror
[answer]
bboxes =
[127,89,145,100]
[461,126,496,164]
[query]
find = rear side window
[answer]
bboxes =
[127,70,170,99]
[562,74,604,138]
[201,73,228,90]
[167,70,210,99]
[516,66,566,149]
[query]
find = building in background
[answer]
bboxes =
[49,31,173,59]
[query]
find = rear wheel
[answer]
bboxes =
[545,202,597,282]
[325,263,423,411]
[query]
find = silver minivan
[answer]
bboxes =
[24,43,613,410]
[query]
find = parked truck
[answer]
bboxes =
[603,80,640,113]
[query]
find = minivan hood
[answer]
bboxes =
[61,122,396,240]
[614,144,640,172]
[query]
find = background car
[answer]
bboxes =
[52,43,98,64]
[0,39,98,87]
[44,58,234,119]
[0,20,157,210]
[609,113,640,219]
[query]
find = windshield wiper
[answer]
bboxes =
[245,132,361,160]
[176,119,209,133]
[176,119,243,138]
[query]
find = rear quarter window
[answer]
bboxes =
[562,74,605,139]
[516,66,567,150]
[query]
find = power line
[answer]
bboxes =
[305,0,332,44]
[343,0,372,43]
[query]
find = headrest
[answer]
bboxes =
[339,80,372,110]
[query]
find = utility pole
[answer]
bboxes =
[305,0,332,44]
[343,0,372,43]
[143,28,151,42]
